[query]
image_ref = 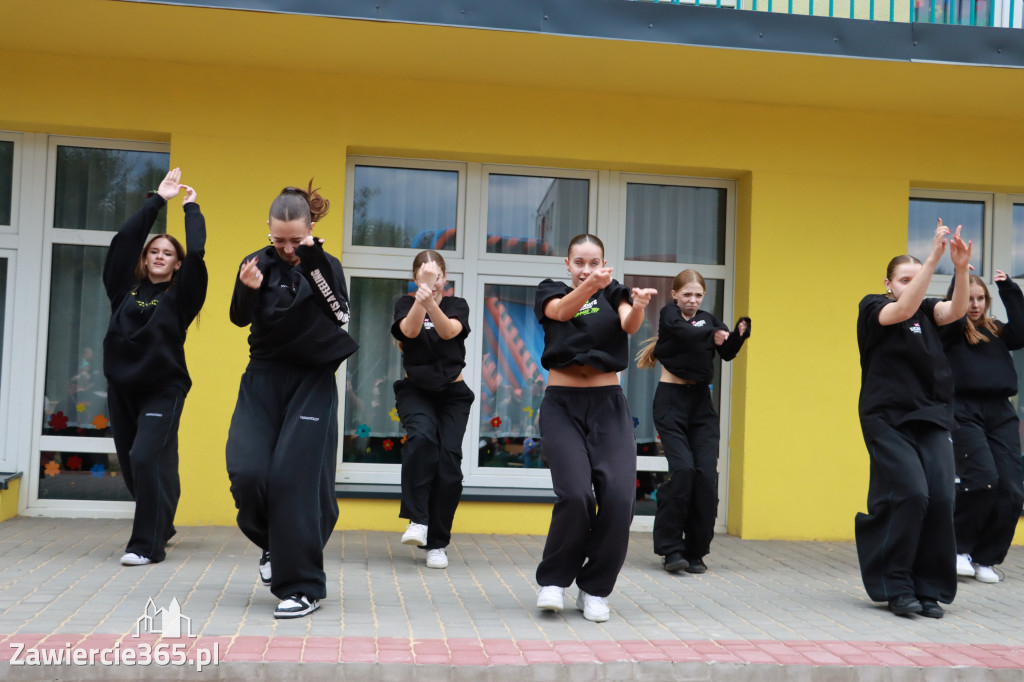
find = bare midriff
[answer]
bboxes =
[547,365,620,388]
[659,367,698,385]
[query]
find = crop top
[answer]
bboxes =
[391,294,471,391]
[534,278,632,373]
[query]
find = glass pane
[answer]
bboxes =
[351,166,458,250]
[53,146,169,232]
[0,140,12,225]
[908,198,983,275]
[0,258,6,389]
[38,451,130,501]
[1012,204,1024,278]
[342,277,411,464]
[486,175,588,256]
[478,283,548,469]
[624,274,724,516]
[42,245,111,437]
[625,184,727,264]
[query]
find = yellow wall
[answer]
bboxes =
[2,3,1024,541]
[0,479,19,523]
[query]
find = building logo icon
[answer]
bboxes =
[133,597,195,638]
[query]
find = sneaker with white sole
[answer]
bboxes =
[426,548,448,569]
[536,585,564,611]
[576,590,610,622]
[973,563,1001,583]
[401,522,428,546]
[259,550,272,586]
[274,594,319,619]
[120,552,151,566]
[956,553,975,577]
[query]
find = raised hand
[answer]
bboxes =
[995,269,1008,282]
[948,224,972,271]
[631,287,658,310]
[181,185,197,205]
[587,266,614,291]
[414,283,434,306]
[157,168,182,201]
[713,329,729,346]
[417,260,442,287]
[737,319,748,336]
[239,257,264,290]
[929,218,950,263]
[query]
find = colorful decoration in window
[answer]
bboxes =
[490,416,502,429]
[76,402,86,413]
[382,439,394,451]
[633,417,639,429]
[90,463,106,478]
[67,455,83,471]
[524,437,535,448]
[92,414,109,430]
[48,411,68,431]
[388,408,401,423]
[356,424,371,438]
[44,460,61,477]
[401,435,407,445]
[522,406,534,419]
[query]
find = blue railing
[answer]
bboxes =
[635,0,1021,27]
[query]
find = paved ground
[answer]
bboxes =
[1,516,1024,680]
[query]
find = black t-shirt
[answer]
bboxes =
[535,278,632,373]
[229,245,359,369]
[857,294,954,441]
[944,278,1024,397]
[653,304,749,383]
[391,294,471,391]
[103,195,208,394]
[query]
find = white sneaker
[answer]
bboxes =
[259,550,272,586]
[426,548,448,569]
[120,553,151,566]
[973,563,1001,583]
[956,553,975,577]
[401,522,428,546]
[576,590,610,622]
[536,585,564,611]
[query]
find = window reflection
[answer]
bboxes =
[478,283,548,468]
[53,146,169,232]
[38,451,131,501]
[486,175,588,256]
[1012,204,1024,279]
[908,198,983,275]
[352,166,458,250]
[0,141,12,225]
[625,184,726,264]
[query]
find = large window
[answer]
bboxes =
[343,158,738,522]
[0,141,13,227]
[36,140,169,503]
[908,195,986,275]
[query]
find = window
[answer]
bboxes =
[908,194,986,276]
[37,140,169,503]
[343,157,737,521]
[0,141,13,226]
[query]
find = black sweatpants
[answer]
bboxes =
[651,382,720,560]
[536,385,636,598]
[394,378,474,550]
[108,384,184,563]
[225,360,340,601]
[952,395,1024,567]
[855,420,957,604]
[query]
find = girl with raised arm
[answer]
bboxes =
[226,181,358,619]
[855,220,971,618]
[392,250,474,569]
[104,167,208,567]
[635,269,750,575]
[533,234,656,622]
[944,271,1024,584]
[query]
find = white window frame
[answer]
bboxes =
[0,249,16,470]
[26,136,170,516]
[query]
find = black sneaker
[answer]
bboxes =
[274,593,319,619]
[918,598,944,619]
[663,552,687,573]
[685,558,707,574]
[888,595,923,616]
[259,550,272,587]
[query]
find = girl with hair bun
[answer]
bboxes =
[392,250,474,569]
[533,233,657,623]
[635,269,749,575]
[944,271,1024,584]
[226,180,359,620]
[104,167,207,568]
[855,219,970,619]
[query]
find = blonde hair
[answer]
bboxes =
[635,270,706,369]
[963,274,1001,345]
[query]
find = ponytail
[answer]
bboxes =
[269,179,330,226]
[635,336,658,369]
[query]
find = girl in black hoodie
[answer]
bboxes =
[103,167,207,567]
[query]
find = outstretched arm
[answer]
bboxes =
[933,225,972,325]
[878,220,949,326]
[619,287,657,334]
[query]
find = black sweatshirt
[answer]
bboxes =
[944,278,1024,397]
[391,294,471,391]
[534,278,632,373]
[102,194,208,394]
[652,304,749,383]
[857,295,954,441]
[229,242,358,369]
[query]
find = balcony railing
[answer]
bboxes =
[636,0,1022,26]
